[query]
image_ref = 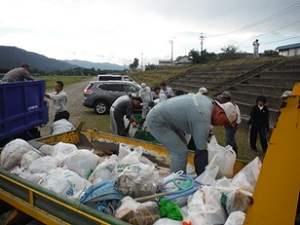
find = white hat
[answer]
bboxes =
[281,90,292,98]
[215,101,238,123]
[198,87,208,94]
[217,91,232,99]
[141,83,146,88]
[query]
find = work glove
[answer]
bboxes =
[131,121,137,127]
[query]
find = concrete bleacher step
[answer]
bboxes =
[269,64,300,71]
[231,90,282,109]
[235,84,289,97]
[259,71,300,79]
[245,78,300,88]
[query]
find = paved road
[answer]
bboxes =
[40,77,97,136]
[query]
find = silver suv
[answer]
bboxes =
[83,81,140,114]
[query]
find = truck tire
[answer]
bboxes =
[94,100,109,115]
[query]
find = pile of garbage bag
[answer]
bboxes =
[0,137,262,225]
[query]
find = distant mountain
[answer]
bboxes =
[0,46,76,71]
[0,46,125,71]
[65,59,126,70]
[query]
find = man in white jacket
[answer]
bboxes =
[139,83,153,120]
[252,39,260,58]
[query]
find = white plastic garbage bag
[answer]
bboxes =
[153,218,182,225]
[231,157,262,192]
[20,150,43,170]
[215,157,262,215]
[184,186,227,225]
[195,164,219,186]
[224,211,246,225]
[29,156,59,174]
[1,139,33,170]
[115,196,160,225]
[64,149,99,179]
[51,119,75,135]
[117,143,133,160]
[51,142,78,162]
[207,135,236,178]
[11,167,46,185]
[113,148,143,177]
[41,168,91,198]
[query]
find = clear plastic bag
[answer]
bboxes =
[88,154,118,183]
[115,196,160,225]
[115,164,163,198]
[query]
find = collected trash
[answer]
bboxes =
[0,136,262,225]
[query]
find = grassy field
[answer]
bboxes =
[35,75,89,90]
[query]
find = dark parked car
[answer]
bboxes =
[83,81,141,115]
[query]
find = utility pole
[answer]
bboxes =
[141,52,143,71]
[199,33,205,55]
[169,40,174,64]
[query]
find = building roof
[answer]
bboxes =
[276,43,300,51]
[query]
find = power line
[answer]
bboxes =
[207,1,300,38]
[238,35,300,50]
[233,19,300,47]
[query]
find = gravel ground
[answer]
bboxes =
[40,77,98,136]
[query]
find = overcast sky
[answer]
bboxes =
[1,0,300,66]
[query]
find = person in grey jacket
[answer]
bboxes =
[146,93,238,176]
[110,94,141,136]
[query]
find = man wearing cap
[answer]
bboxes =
[218,91,241,155]
[146,93,238,176]
[2,63,34,82]
[110,94,141,137]
[248,95,269,154]
[139,83,153,120]
[280,90,292,108]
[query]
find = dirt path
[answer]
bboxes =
[40,77,99,136]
